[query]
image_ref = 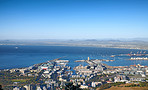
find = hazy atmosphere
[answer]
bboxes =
[1,0,148,90]
[0,0,148,39]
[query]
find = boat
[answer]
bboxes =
[129,57,148,60]
[15,47,18,49]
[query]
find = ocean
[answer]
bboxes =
[0,45,148,69]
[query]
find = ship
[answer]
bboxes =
[15,46,19,49]
[110,51,148,57]
[130,57,148,60]
[127,51,146,56]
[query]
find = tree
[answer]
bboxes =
[65,82,81,90]
[0,85,3,90]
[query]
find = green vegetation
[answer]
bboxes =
[125,84,139,87]
[111,82,125,86]
[0,70,41,87]
[128,74,134,76]
[139,82,148,87]
[11,79,28,82]
[98,82,148,90]
[65,82,81,90]
[99,82,125,90]
[125,82,148,87]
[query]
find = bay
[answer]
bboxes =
[0,45,148,69]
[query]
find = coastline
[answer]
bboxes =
[0,45,148,70]
[0,44,148,51]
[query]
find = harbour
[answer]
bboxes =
[1,45,148,69]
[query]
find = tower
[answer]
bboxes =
[88,57,90,61]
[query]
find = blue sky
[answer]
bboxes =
[0,0,148,39]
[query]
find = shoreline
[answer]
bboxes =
[0,44,148,51]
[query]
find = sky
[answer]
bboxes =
[0,0,148,40]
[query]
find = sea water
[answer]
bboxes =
[0,45,148,69]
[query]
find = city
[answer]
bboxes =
[0,0,148,90]
[0,56,148,90]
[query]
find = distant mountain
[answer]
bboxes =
[0,39,148,50]
[85,39,98,41]
[132,38,148,42]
